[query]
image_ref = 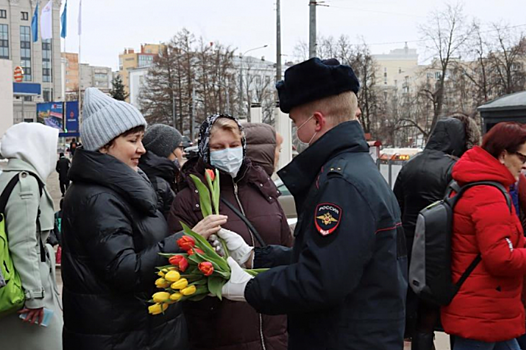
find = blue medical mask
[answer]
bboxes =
[210,146,244,178]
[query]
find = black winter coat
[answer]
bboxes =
[61,149,187,350]
[393,118,467,242]
[246,121,408,350]
[139,151,179,218]
[55,156,70,182]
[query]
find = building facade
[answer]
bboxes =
[118,43,163,102]
[0,0,63,123]
[373,45,419,88]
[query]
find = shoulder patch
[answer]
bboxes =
[314,203,342,236]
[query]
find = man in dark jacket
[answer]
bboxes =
[55,152,71,196]
[393,115,480,349]
[218,58,408,350]
[139,124,183,218]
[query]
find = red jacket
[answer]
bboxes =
[441,146,526,342]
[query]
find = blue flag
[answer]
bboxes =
[31,3,38,42]
[60,0,67,38]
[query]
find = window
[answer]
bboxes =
[138,54,153,68]
[0,24,8,59]
[23,96,32,101]
[20,26,31,81]
[43,88,53,102]
[0,9,6,19]
[21,12,28,20]
[399,67,402,74]
[384,72,387,78]
[435,72,442,80]
[42,39,52,82]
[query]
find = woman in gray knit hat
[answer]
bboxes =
[61,88,227,350]
[139,124,185,218]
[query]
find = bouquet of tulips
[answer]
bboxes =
[149,169,264,315]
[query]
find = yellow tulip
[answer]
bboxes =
[181,285,197,296]
[170,292,183,301]
[157,269,168,277]
[155,278,170,289]
[148,303,169,315]
[164,270,181,282]
[170,278,188,290]
[152,292,170,303]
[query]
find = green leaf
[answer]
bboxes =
[213,169,221,215]
[208,276,226,300]
[189,175,212,217]
[244,268,269,277]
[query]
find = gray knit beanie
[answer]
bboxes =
[80,88,147,151]
[143,124,183,158]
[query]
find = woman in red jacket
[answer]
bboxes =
[442,122,526,350]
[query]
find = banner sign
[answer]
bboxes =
[37,102,63,130]
[61,101,79,137]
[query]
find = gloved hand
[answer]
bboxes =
[222,257,254,302]
[217,228,254,266]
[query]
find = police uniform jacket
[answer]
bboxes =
[245,121,408,350]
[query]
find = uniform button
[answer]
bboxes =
[21,173,27,178]
[260,183,263,187]
[195,204,200,208]
[268,196,272,200]
[195,190,198,193]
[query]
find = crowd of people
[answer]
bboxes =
[1,56,526,350]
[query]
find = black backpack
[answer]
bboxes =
[409,180,512,306]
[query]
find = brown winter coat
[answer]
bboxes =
[168,158,292,350]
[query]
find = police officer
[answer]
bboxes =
[217,58,408,350]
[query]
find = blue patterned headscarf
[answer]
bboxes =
[197,114,246,164]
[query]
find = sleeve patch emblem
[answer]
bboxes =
[314,203,342,236]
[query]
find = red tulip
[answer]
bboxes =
[168,255,189,272]
[205,169,215,182]
[187,248,204,256]
[177,236,195,251]
[198,262,214,276]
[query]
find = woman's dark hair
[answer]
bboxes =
[101,125,145,150]
[481,122,526,159]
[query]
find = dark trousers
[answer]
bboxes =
[60,180,70,196]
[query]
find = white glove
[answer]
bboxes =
[218,228,254,266]
[222,257,254,302]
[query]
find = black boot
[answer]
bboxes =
[411,332,435,350]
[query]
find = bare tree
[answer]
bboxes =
[139,28,237,140]
[487,23,526,95]
[419,3,473,133]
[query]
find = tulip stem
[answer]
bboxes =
[219,238,230,259]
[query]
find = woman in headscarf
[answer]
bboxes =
[168,114,292,350]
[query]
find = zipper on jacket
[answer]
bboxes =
[259,314,267,350]
[232,180,266,350]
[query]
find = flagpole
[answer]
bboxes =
[78,0,82,128]
[62,1,67,136]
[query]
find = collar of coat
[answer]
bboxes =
[138,151,178,184]
[278,120,369,198]
[68,148,158,215]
